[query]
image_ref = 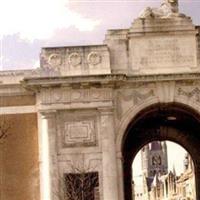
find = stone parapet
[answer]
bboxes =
[0,69,35,84]
[128,16,199,75]
[129,17,195,34]
[40,45,111,77]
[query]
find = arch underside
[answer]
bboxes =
[122,103,200,200]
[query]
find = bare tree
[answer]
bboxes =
[55,163,99,200]
[0,117,11,142]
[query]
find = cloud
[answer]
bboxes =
[1,34,43,69]
[0,26,104,70]
[45,26,105,46]
[68,0,200,26]
[0,0,100,40]
[44,1,163,46]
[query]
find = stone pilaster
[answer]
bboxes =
[117,152,124,200]
[40,111,59,200]
[99,108,119,200]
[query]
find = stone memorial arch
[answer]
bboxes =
[1,0,200,200]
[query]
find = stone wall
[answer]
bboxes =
[0,1,199,200]
[40,45,111,76]
[0,113,39,200]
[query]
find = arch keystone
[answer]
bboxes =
[156,81,175,103]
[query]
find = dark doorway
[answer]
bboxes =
[122,103,200,200]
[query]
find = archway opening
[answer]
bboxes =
[132,140,196,200]
[122,103,200,200]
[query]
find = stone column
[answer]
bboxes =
[39,111,59,200]
[163,180,167,199]
[117,152,125,200]
[99,108,119,200]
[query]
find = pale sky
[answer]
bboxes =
[0,0,200,70]
[132,141,188,186]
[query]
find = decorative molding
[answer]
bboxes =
[48,54,62,66]
[177,87,200,102]
[58,156,101,173]
[58,160,73,173]
[87,52,101,65]
[39,45,110,76]
[139,0,185,19]
[117,89,155,105]
[41,88,112,104]
[88,158,102,171]
[23,73,200,90]
[0,86,32,96]
[0,69,35,77]
[116,88,155,119]
[64,120,96,147]
[68,52,82,67]
[156,81,175,103]
[57,112,98,148]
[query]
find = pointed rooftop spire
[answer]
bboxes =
[173,165,176,176]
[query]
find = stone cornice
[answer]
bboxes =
[0,83,34,96]
[22,72,200,91]
[42,44,107,50]
[0,69,35,77]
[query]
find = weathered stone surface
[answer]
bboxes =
[129,35,197,74]
[139,0,183,19]
[1,1,200,200]
[57,111,98,148]
[0,114,39,200]
[40,45,111,76]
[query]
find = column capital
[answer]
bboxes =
[40,110,57,119]
[98,107,114,115]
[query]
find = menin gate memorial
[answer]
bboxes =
[1,0,200,200]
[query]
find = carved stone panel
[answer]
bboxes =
[40,45,111,76]
[175,83,200,103]
[48,54,62,67]
[41,88,112,104]
[87,52,101,65]
[64,120,96,147]
[129,35,197,74]
[68,52,82,67]
[57,111,98,148]
[116,85,156,119]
